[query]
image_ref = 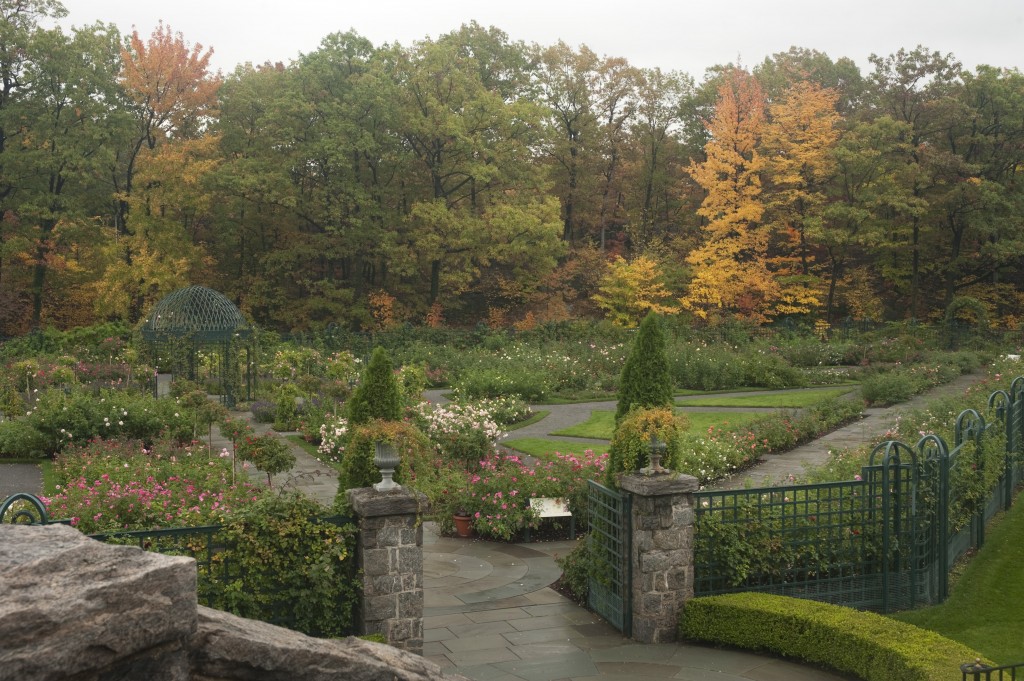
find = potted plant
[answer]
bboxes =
[452,509,474,538]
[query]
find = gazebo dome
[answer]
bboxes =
[141,285,250,343]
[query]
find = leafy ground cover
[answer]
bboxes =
[675,387,856,408]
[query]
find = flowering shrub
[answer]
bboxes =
[249,400,276,423]
[236,433,296,487]
[412,401,504,468]
[0,387,192,457]
[267,347,325,381]
[431,450,608,541]
[472,396,532,427]
[317,414,349,464]
[44,438,263,533]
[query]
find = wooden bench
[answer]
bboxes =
[523,497,575,542]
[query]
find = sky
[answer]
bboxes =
[55,0,1024,80]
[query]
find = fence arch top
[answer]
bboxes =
[955,409,986,447]
[868,440,919,468]
[988,389,1010,420]
[0,493,50,525]
[915,433,950,462]
[1010,376,1024,402]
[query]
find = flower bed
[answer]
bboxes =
[44,438,263,533]
[429,450,607,541]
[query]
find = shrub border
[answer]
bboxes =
[678,593,987,681]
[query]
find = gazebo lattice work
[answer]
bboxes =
[140,285,254,407]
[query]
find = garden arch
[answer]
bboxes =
[140,285,254,407]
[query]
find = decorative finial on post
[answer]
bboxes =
[373,440,401,491]
[648,434,668,474]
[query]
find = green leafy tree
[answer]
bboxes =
[347,346,401,425]
[614,311,673,423]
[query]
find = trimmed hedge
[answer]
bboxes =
[678,593,987,681]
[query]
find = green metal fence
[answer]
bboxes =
[694,376,1024,613]
[587,479,632,635]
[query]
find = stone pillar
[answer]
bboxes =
[618,472,698,643]
[346,487,426,654]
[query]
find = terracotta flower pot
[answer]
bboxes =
[452,514,473,538]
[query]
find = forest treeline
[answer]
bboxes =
[2,0,1023,334]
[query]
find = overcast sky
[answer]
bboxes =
[56,0,1024,80]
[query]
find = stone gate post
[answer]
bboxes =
[346,487,426,654]
[618,472,698,643]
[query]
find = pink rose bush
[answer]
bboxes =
[43,438,263,534]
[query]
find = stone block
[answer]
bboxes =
[397,546,423,573]
[652,529,684,550]
[347,487,426,518]
[191,606,456,680]
[619,473,698,496]
[362,548,390,576]
[0,524,196,681]
[364,595,398,621]
[398,590,424,618]
[371,574,401,594]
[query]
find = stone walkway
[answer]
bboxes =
[422,524,852,681]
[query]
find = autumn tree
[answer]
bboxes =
[109,22,220,320]
[760,81,842,316]
[592,255,677,328]
[681,68,778,323]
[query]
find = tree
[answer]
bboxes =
[8,22,126,328]
[592,255,677,328]
[820,116,919,322]
[614,311,673,423]
[347,346,402,425]
[760,81,842,316]
[112,22,220,320]
[681,68,778,323]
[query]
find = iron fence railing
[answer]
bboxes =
[962,659,1024,680]
[694,375,1024,613]
[587,479,632,636]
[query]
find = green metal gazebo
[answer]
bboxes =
[140,285,254,406]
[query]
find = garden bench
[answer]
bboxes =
[523,497,575,542]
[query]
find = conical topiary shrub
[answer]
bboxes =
[614,311,673,424]
[347,346,402,425]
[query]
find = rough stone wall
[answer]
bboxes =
[0,524,462,681]
[619,473,698,644]
[347,487,426,654]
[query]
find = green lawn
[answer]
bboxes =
[501,437,609,461]
[286,434,323,458]
[892,497,1024,664]
[552,410,766,440]
[675,387,856,408]
[505,410,549,431]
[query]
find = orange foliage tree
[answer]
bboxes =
[682,69,778,323]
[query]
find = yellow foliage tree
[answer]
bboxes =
[682,69,779,323]
[761,81,841,316]
[592,255,677,328]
